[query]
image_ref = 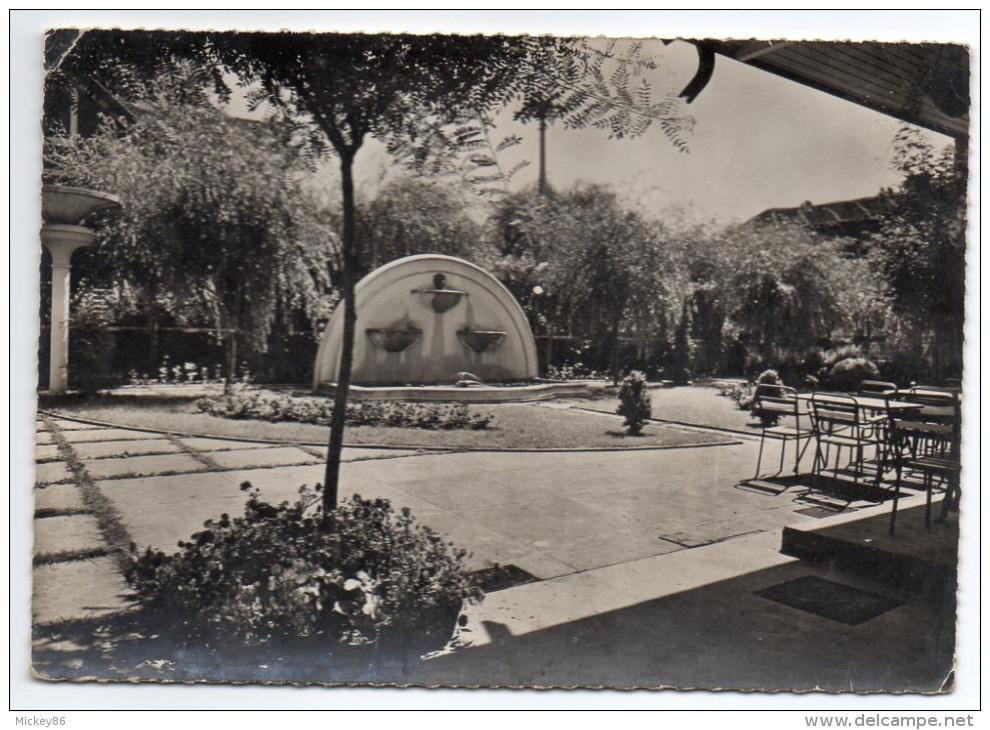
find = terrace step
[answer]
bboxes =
[780,503,958,597]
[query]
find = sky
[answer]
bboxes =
[288,38,952,228]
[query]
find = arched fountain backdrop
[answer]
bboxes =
[314,254,538,389]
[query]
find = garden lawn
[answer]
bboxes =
[574,384,762,434]
[41,392,728,450]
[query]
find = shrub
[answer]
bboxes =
[752,369,784,426]
[69,308,124,395]
[719,370,782,424]
[827,357,880,392]
[616,371,652,435]
[756,369,782,386]
[126,484,482,648]
[719,381,755,411]
[196,388,493,430]
[665,304,695,385]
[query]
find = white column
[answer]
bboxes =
[41,224,95,394]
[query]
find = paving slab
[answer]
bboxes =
[33,557,131,625]
[34,484,87,514]
[35,444,61,462]
[35,462,73,485]
[81,452,205,480]
[34,514,105,556]
[545,532,684,572]
[408,510,536,565]
[36,420,47,431]
[218,464,327,498]
[71,438,181,460]
[223,464,444,516]
[35,431,54,446]
[61,428,163,444]
[658,505,815,547]
[178,437,277,452]
[100,472,252,553]
[455,497,650,552]
[206,446,318,470]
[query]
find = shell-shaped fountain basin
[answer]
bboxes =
[366,327,422,353]
[458,329,506,353]
[415,289,468,314]
[42,185,122,225]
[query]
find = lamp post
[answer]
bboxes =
[41,185,120,394]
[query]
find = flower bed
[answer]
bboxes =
[127,484,481,650]
[197,388,493,430]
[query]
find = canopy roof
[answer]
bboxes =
[692,40,969,140]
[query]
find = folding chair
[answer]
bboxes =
[886,394,961,535]
[750,384,813,481]
[810,393,885,486]
[857,380,897,397]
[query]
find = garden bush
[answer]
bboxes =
[69,308,125,395]
[664,304,695,385]
[756,369,782,387]
[719,369,784,424]
[196,388,493,430]
[616,371,652,435]
[827,357,881,392]
[126,484,482,648]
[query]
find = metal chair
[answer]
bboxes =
[886,393,961,535]
[857,380,897,397]
[810,393,885,486]
[750,384,813,481]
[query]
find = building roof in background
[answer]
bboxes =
[700,40,969,140]
[749,194,898,236]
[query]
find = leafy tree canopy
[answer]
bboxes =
[45,65,337,355]
[869,126,966,377]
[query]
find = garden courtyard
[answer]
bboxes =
[29,29,969,697]
[32,384,957,690]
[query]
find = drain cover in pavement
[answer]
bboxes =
[755,575,904,625]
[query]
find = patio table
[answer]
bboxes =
[796,393,926,487]
[795,393,923,414]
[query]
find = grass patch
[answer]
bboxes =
[574,384,763,434]
[35,507,93,519]
[43,417,136,571]
[165,433,222,470]
[45,393,729,450]
[34,546,110,566]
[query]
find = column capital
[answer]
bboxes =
[41,224,96,266]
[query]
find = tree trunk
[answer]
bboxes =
[538,112,548,195]
[611,308,622,386]
[147,307,159,376]
[324,149,358,514]
[224,320,238,395]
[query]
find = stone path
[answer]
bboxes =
[31,416,422,626]
[31,410,954,691]
[34,410,854,626]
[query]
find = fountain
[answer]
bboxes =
[41,185,121,394]
[313,255,594,402]
[413,273,468,313]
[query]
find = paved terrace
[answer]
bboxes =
[31,391,956,690]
